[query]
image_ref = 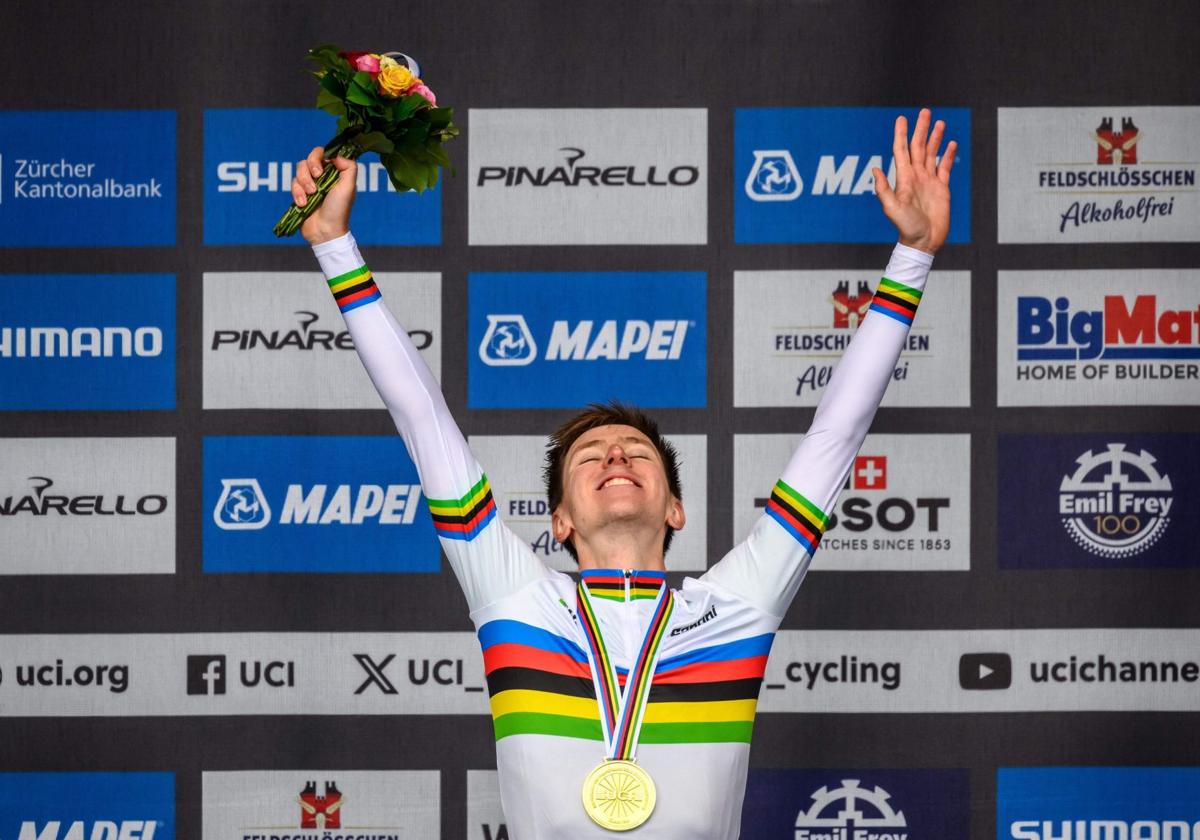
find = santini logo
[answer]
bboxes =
[479,315,690,367]
[0,326,163,358]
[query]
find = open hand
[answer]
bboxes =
[291,146,358,245]
[872,108,957,254]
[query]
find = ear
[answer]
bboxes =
[666,497,685,531]
[552,505,575,544]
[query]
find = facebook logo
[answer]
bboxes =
[187,654,227,695]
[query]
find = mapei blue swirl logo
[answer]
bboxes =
[213,479,271,530]
[479,315,537,366]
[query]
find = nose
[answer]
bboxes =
[604,444,630,467]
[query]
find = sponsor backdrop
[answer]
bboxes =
[0,2,1197,839]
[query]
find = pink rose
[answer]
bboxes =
[409,83,437,106]
[354,54,381,75]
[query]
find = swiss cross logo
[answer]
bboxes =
[1094,116,1141,165]
[831,280,873,329]
[853,456,888,490]
[299,780,344,829]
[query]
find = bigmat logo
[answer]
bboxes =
[202,437,439,572]
[469,109,707,244]
[999,107,1200,243]
[734,434,970,571]
[998,435,1196,569]
[734,271,970,408]
[998,270,1200,406]
[0,773,174,840]
[202,771,439,840]
[0,111,175,246]
[735,108,971,243]
[203,271,440,408]
[469,434,709,571]
[0,275,175,410]
[0,438,175,574]
[740,769,969,839]
[204,109,439,245]
[468,272,706,408]
[998,768,1200,840]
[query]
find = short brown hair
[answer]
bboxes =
[543,401,682,562]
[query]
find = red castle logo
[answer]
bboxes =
[1094,117,1141,165]
[298,781,344,829]
[831,280,873,329]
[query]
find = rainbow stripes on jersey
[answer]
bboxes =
[579,569,667,602]
[764,480,827,556]
[427,476,496,541]
[478,618,771,745]
[868,276,922,326]
[327,264,381,313]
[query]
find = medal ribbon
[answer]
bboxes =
[576,573,675,761]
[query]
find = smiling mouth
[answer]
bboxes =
[600,476,639,490]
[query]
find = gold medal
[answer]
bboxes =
[581,759,656,831]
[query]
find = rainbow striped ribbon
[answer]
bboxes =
[576,574,675,761]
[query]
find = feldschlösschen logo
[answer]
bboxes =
[1059,443,1173,559]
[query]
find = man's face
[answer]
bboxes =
[552,423,685,552]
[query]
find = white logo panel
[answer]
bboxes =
[0,438,175,574]
[466,771,506,840]
[203,271,440,408]
[469,109,707,245]
[998,106,1200,243]
[733,434,970,571]
[733,270,970,407]
[469,434,708,571]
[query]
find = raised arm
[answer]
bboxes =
[702,109,957,617]
[293,149,551,611]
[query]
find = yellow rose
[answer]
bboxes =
[378,65,415,97]
[378,55,398,70]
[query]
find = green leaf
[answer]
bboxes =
[318,72,347,99]
[346,80,376,106]
[426,107,454,129]
[356,131,395,154]
[315,88,346,117]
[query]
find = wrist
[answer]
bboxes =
[898,235,936,255]
[304,225,350,247]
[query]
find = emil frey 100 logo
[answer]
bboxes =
[793,779,907,840]
[1059,443,1173,559]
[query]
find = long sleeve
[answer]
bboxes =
[701,243,934,618]
[313,231,551,611]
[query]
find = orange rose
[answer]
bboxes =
[378,65,416,97]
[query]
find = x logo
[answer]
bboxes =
[353,653,398,694]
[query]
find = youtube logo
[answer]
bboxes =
[959,652,1012,690]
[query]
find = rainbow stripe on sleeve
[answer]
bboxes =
[868,276,922,326]
[764,479,828,556]
[327,264,381,313]
[426,475,497,542]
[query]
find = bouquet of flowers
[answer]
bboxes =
[273,45,458,237]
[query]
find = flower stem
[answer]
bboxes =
[272,143,363,238]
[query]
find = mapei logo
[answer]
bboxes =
[1016,294,1200,361]
[793,779,907,840]
[213,479,271,530]
[15,821,160,840]
[298,781,344,829]
[478,315,690,366]
[1094,116,1141,165]
[1059,443,1172,559]
[745,150,803,201]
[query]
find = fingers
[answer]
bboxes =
[937,140,958,183]
[872,166,897,213]
[926,120,945,174]
[909,108,931,169]
[292,160,313,207]
[307,146,325,174]
[893,115,910,169]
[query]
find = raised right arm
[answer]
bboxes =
[295,151,550,611]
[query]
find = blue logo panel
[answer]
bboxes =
[998,434,1198,568]
[203,436,441,572]
[204,108,440,245]
[468,272,707,408]
[0,773,174,840]
[741,769,969,839]
[0,274,175,410]
[999,767,1200,837]
[0,111,175,246]
[735,107,971,243]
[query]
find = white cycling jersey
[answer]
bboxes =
[313,232,932,839]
